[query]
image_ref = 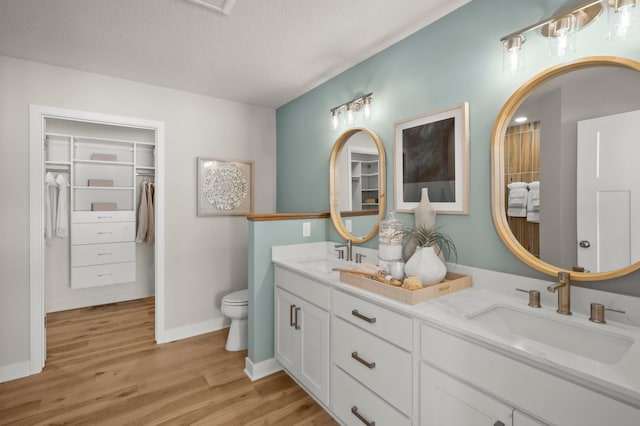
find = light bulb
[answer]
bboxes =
[346,103,355,125]
[502,35,525,73]
[363,96,372,120]
[608,0,640,40]
[330,110,339,130]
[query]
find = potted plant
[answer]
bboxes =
[401,225,457,286]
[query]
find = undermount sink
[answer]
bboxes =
[467,305,635,364]
[296,258,352,276]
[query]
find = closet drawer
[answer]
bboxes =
[333,289,412,350]
[332,365,411,426]
[71,262,136,289]
[71,242,135,267]
[72,222,135,245]
[72,210,135,224]
[332,317,412,416]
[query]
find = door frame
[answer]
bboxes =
[29,105,166,374]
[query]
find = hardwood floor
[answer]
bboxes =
[0,298,338,425]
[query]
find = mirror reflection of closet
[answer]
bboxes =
[44,118,156,313]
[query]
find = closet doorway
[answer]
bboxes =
[29,105,166,374]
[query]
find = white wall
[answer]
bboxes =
[0,55,276,372]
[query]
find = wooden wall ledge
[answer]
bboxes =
[247,212,330,222]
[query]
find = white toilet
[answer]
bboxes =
[221,289,249,351]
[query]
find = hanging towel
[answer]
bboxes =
[136,181,149,243]
[45,172,58,239]
[55,174,69,238]
[507,182,528,217]
[527,181,540,223]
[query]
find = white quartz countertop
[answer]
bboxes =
[272,241,640,409]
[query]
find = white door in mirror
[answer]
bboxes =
[577,109,640,272]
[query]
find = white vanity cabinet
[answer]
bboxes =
[420,362,516,426]
[419,322,640,426]
[274,267,330,406]
[331,289,413,425]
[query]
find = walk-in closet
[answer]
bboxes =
[43,118,156,316]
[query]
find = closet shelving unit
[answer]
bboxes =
[350,153,379,211]
[44,132,155,289]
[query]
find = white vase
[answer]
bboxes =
[415,188,436,230]
[404,246,447,286]
[404,188,437,261]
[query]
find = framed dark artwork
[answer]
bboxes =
[197,157,254,216]
[394,102,469,214]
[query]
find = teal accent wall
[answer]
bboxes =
[248,218,329,363]
[276,0,640,288]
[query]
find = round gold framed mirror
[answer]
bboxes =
[330,127,386,242]
[491,56,640,281]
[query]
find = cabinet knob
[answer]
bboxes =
[494,422,505,426]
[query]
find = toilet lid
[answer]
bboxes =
[223,289,248,305]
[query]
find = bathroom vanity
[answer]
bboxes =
[272,242,640,426]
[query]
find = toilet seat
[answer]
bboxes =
[222,289,248,306]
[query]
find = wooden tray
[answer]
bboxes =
[339,271,472,305]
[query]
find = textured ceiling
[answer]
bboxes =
[0,0,469,108]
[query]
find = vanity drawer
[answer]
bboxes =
[72,210,135,223]
[332,317,412,416]
[71,262,136,289]
[275,266,330,310]
[71,242,135,267]
[332,365,411,426]
[71,222,135,245]
[333,289,412,350]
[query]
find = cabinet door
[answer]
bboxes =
[298,299,330,406]
[420,363,513,426]
[274,288,297,373]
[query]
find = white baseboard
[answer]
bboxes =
[244,357,282,381]
[161,316,230,343]
[46,287,155,313]
[0,360,32,384]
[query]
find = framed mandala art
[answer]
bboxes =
[197,157,254,216]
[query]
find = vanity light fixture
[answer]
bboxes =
[329,93,373,130]
[500,0,638,73]
[514,116,528,123]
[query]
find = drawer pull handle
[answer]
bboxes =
[97,252,112,256]
[351,406,375,426]
[97,273,112,277]
[351,351,375,369]
[289,304,296,327]
[352,309,376,323]
[294,307,301,330]
[97,216,112,219]
[97,232,113,235]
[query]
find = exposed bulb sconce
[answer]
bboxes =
[330,93,373,130]
[500,0,638,73]
[608,0,640,39]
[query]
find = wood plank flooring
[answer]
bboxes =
[0,298,338,425]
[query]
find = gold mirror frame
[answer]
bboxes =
[491,56,640,282]
[330,127,386,242]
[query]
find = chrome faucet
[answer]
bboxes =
[334,240,353,262]
[547,271,571,315]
